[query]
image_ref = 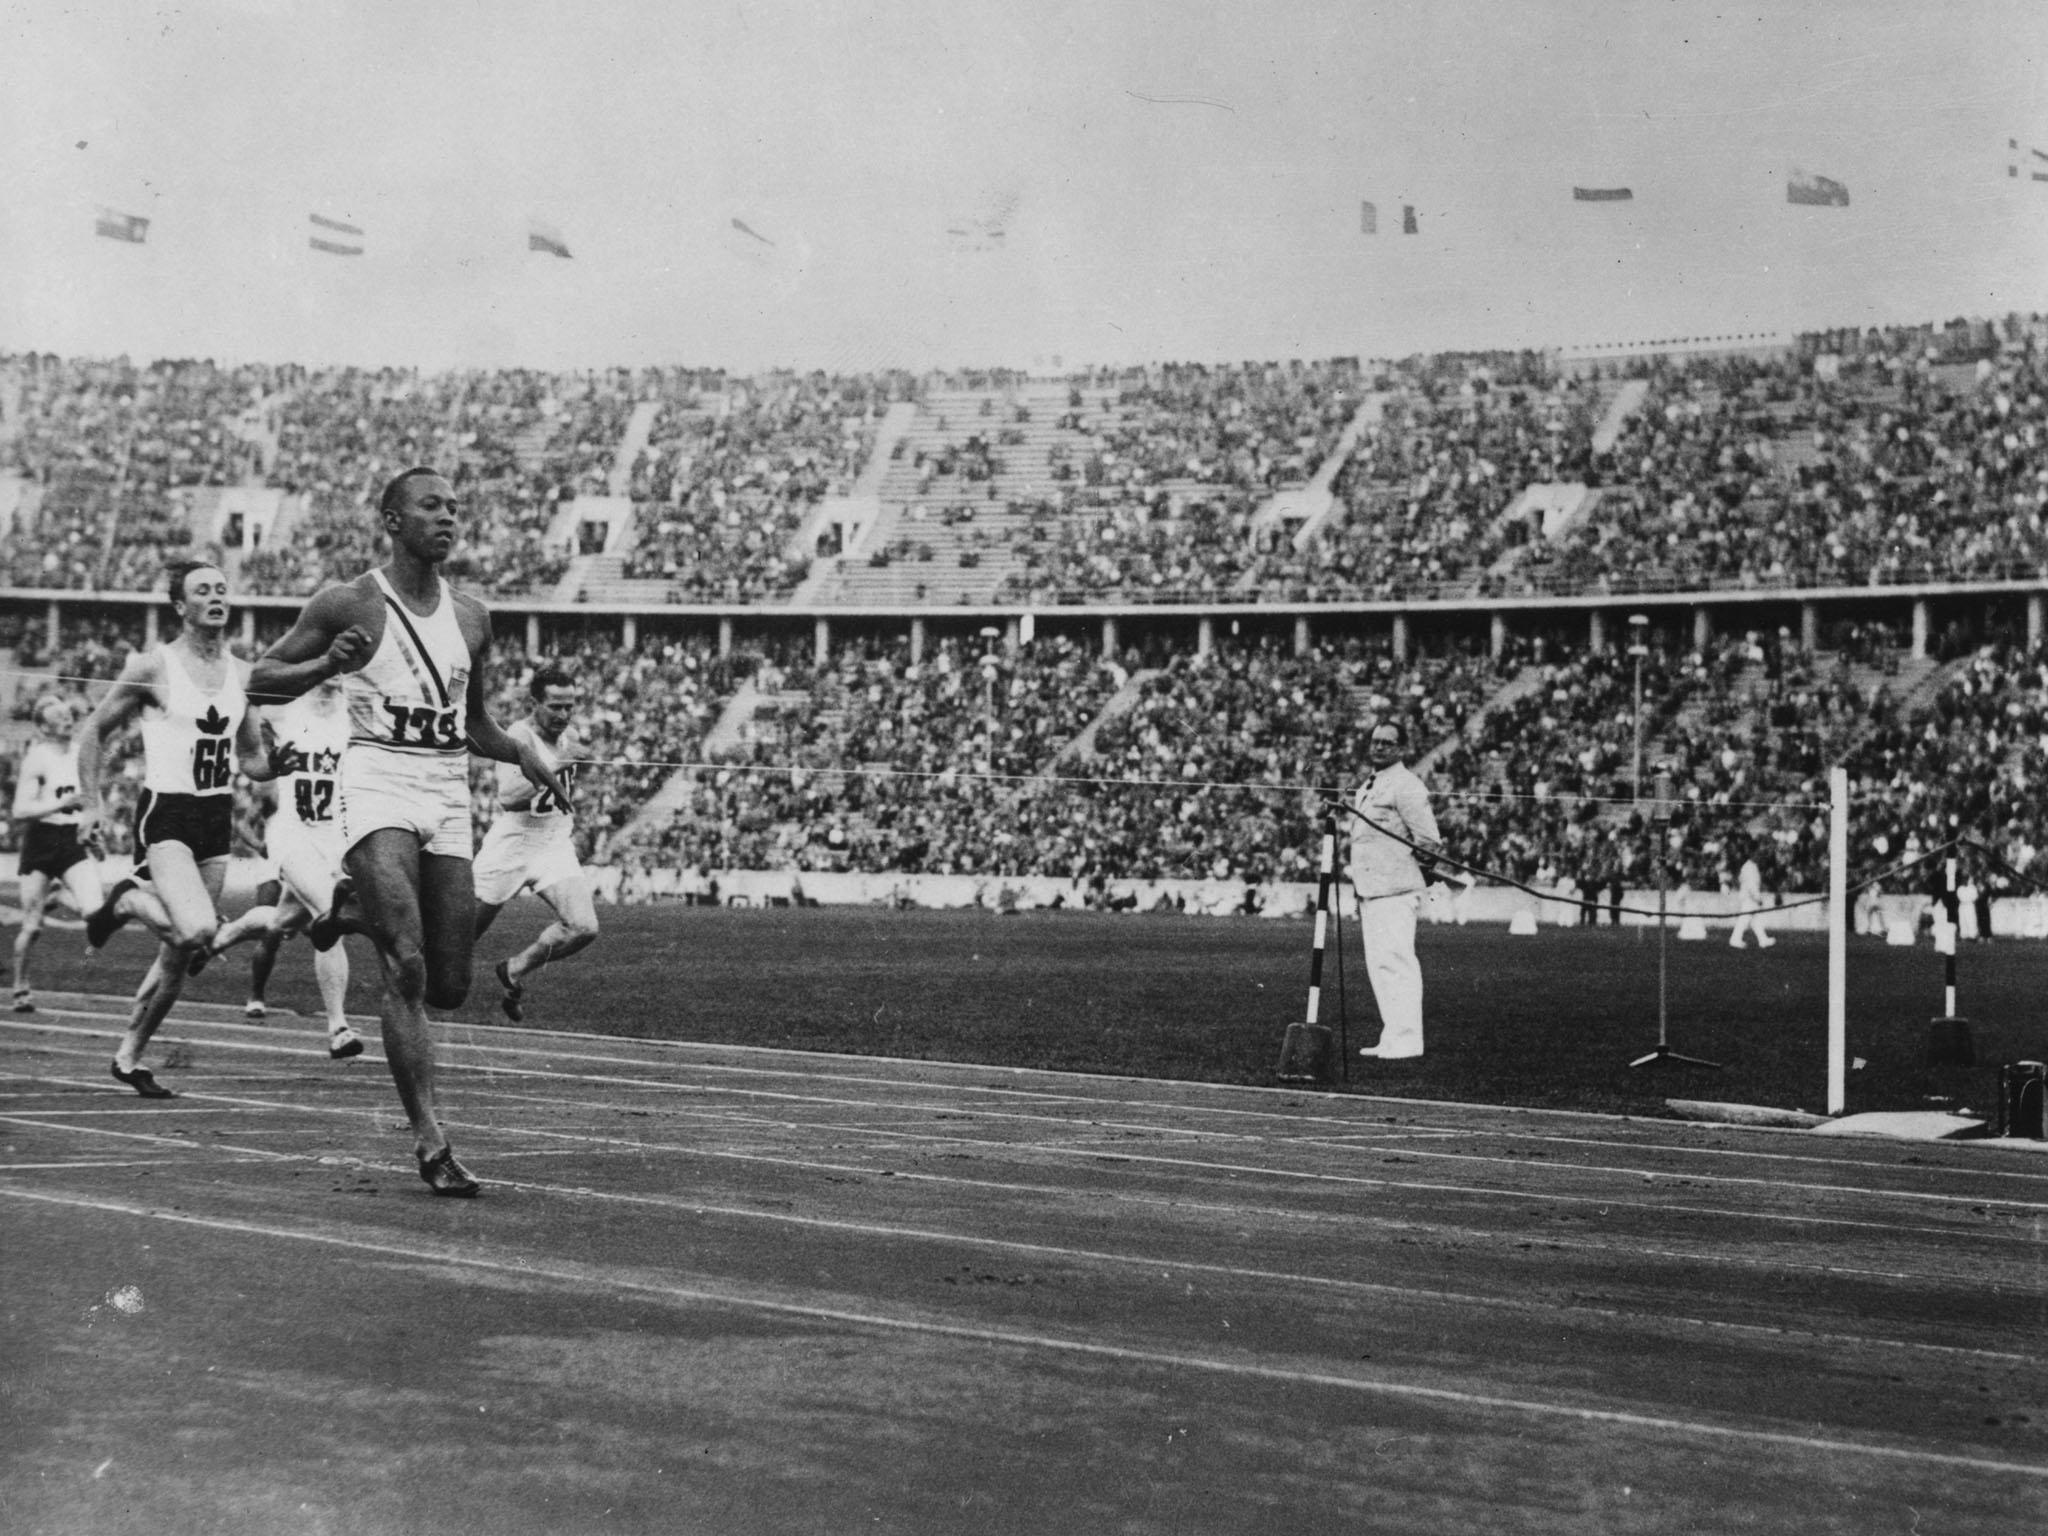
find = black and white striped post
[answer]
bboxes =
[1928,855,1975,1066]
[1278,817,1345,1084]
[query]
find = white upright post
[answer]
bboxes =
[1827,766,1849,1115]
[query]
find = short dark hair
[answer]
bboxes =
[165,558,223,606]
[529,663,576,699]
[377,466,444,518]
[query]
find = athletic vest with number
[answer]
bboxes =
[20,739,84,825]
[140,644,248,797]
[345,572,471,756]
[493,720,578,825]
[274,697,351,826]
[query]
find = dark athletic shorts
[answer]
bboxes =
[134,789,234,873]
[19,821,89,881]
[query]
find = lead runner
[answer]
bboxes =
[250,466,570,1197]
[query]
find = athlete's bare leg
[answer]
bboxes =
[111,848,224,1075]
[343,830,476,1164]
[502,877,600,986]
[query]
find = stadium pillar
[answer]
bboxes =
[1005,617,1019,653]
[1102,616,1119,659]
[1294,615,1311,656]
[1588,610,1607,653]
[143,605,159,648]
[622,615,637,650]
[718,616,733,657]
[44,599,59,655]
[2030,594,2044,651]
[1197,617,1213,657]
[815,616,831,667]
[241,609,256,650]
[910,617,926,665]
[526,614,540,654]
[1692,605,1713,650]
[1391,612,1410,663]
[1489,611,1508,659]
[1801,601,1819,653]
[1911,599,1929,659]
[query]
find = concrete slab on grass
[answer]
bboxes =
[1810,1110,1987,1141]
[1666,1100,1829,1130]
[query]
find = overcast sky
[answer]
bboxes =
[3,0,2045,372]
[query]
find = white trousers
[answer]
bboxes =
[1360,892,1425,1055]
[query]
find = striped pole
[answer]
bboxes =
[1277,825,1342,1083]
[1305,829,1337,1030]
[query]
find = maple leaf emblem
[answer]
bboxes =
[197,705,231,735]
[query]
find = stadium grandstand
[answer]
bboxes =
[6,311,2048,921]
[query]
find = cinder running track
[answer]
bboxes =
[3,993,2045,1535]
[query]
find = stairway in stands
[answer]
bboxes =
[810,380,1224,607]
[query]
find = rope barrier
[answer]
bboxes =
[1321,792,1965,923]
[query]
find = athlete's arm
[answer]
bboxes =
[249,585,375,703]
[75,652,160,848]
[457,604,572,809]
[233,673,281,783]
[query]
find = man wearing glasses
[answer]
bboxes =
[1347,718,1441,1061]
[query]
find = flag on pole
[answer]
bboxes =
[308,212,364,256]
[1572,186,1633,202]
[2007,140,2048,181]
[528,220,572,258]
[1786,169,1850,206]
[95,206,148,243]
[1360,200,1377,235]
[1401,204,1417,234]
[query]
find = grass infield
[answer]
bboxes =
[29,902,2048,1119]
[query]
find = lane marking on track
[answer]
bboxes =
[12,1011,2047,1192]
[16,1049,2047,1257]
[8,1082,2036,1358]
[2,1179,2042,1480]
[0,1111,300,1160]
[16,1023,2042,1222]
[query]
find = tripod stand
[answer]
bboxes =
[1629,780,1721,1072]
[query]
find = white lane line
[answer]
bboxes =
[15,1013,2044,1193]
[21,1073,2034,1324]
[20,1028,2037,1224]
[0,1160,177,1171]
[2,1180,2041,1480]
[18,1053,2043,1258]
[0,1111,301,1160]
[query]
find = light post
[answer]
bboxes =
[1629,613,1650,806]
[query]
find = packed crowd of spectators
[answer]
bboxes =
[11,317,2048,606]
[622,370,896,601]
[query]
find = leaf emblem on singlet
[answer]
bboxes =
[197,705,231,735]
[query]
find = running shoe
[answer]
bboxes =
[243,1000,268,1019]
[84,878,137,952]
[417,1145,480,1197]
[495,959,524,1023]
[110,1062,175,1098]
[307,878,353,952]
[328,1026,365,1060]
[11,988,34,1014]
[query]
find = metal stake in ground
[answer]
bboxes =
[1631,770,1721,1072]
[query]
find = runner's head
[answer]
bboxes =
[377,466,460,565]
[167,559,231,635]
[528,662,579,737]
[33,694,74,740]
